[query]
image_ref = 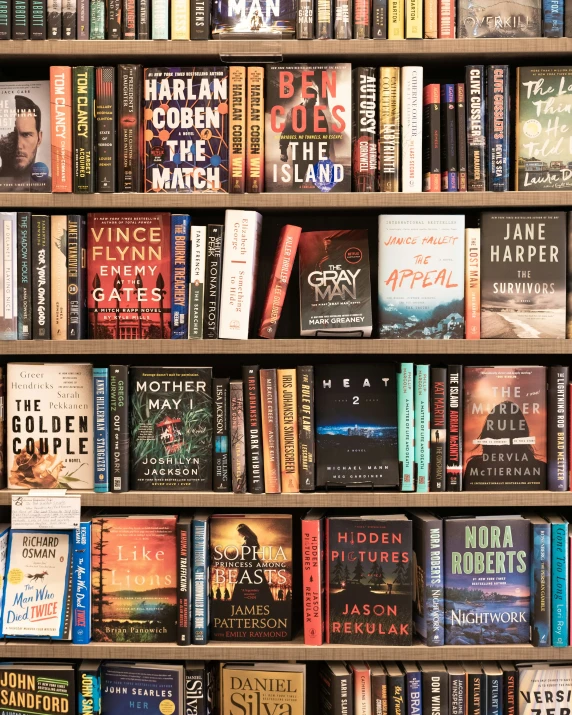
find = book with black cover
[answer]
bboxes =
[211,0,295,34]
[242,365,264,494]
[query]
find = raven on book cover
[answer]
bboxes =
[516,68,572,191]
[91,516,177,642]
[444,516,530,645]
[6,362,94,490]
[298,229,372,337]
[0,664,75,715]
[378,215,465,339]
[0,81,51,192]
[463,366,547,490]
[457,0,540,36]
[209,513,293,640]
[211,0,295,34]
[519,664,572,715]
[144,67,229,193]
[480,212,566,339]
[265,64,351,193]
[315,363,399,488]
[130,367,213,491]
[87,212,171,339]
[102,663,184,715]
[326,516,413,645]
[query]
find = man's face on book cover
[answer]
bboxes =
[13,114,42,172]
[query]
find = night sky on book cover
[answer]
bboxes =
[102,665,182,715]
[211,0,295,34]
[326,517,412,644]
[144,67,229,193]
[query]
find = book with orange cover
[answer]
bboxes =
[50,66,73,193]
[277,368,299,493]
[260,368,281,494]
[229,66,245,194]
[464,227,480,339]
[302,509,324,645]
[246,66,264,194]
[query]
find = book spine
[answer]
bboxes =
[30,0,45,37]
[189,225,206,340]
[414,364,430,493]
[297,0,313,35]
[258,224,301,339]
[441,83,458,191]
[51,66,73,193]
[89,0,104,35]
[450,673,465,715]
[213,377,231,492]
[352,67,378,193]
[72,520,91,644]
[277,368,300,493]
[502,667,516,715]
[171,0,189,37]
[78,667,100,714]
[107,0,120,36]
[405,0,421,36]
[93,367,109,493]
[118,64,142,192]
[455,82,467,191]
[334,0,351,37]
[302,516,323,644]
[47,0,61,36]
[32,215,50,340]
[372,0,386,35]
[76,0,87,37]
[66,214,80,339]
[438,0,453,36]
[486,673,502,715]
[95,66,116,193]
[430,366,447,492]
[424,0,436,36]
[16,212,31,341]
[12,0,28,37]
[0,214,15,341]
[190,0,208,37]
[401,66,423,193]
[297,365,315,491]
[468,674,484,715]
[406,671,422,713]
[315,0,333,36]
[192,515,209,645]
[122,0,135,35]
[389,674,406,715]
[62,0,75,36]
[73,66,95,194]
[544,0,563,35]
[230,380,247,493]
[446,364,463,490]
[229,66,246,194]
[531,520,551,646]
[176,518,191,645]
[50,215,67,340]
[109,365,129,493]
[0,0,10,36]
[171,214,190,340]
[398,362,414,492]
[151,0,168,36]
[353,0,370,36]
[203,224,223,339]
[486,65,510,192]
[464,228,480,339]
[426,517,445,645]
[552,520,569,646]
[242,365,265,494]
[423,83,441,192]
[260,368,281,494]
[379,66,400,192]
[137,0,148,36]
[246,66,265,193]
[548,366,569,491]
[465,65,486,192]
[387,0,403,37]
[422,670,447,715]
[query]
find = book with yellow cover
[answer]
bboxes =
[379,67,400,192]
[229,66,246,194]
[221,663,305,715]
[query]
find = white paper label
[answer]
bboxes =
[11,492,81,530]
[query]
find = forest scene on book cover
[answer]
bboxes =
[144,67,229,193]
[315,364,399,488]
[211,0,295,35]
[457,0,540,37]
[265,64,351,193]
[209,514,293,640]
[480,213,566,339]
[91,517,177,642]
[463,366,547,490]
[327,517,412,645]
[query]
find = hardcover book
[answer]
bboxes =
[221,664,305,715]
[378,214,465,338]
[211,0,295,34]
[0,664,75,715]
[101,663,184,714]
[17,214,30,339]
[144,67,229,193]
[480,212,566,338]
[246,66,264,193]
[265,64,352,193]
[209,513,293,640]
[87,212,171,339]
[458,0,540,35]
[325,515,413,644]
[91,515,177,642]
[410,509,444,646]
[352,67,378,192]
[444,516,530,644]
[379,66,400,192]
[319,663,353,715]
[130,367,213,491]
[518,663,572,715]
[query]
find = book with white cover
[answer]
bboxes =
[401,67,423,193]
[0,213,17,340]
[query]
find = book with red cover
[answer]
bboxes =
[87,212,171,339]
[302,509,325,645]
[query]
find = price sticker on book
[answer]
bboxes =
[11,491,81,530]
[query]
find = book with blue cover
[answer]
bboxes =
[403,662,422,715]
[410,509,444,646]
[544,512,569,646]
[414,365,430,493]
[192,509,209,645]
[72,515,92,644]
[93,367,108,493]
[101,663,184,715]
[398,363,414,492]
[171,214,190,339]
[525,513,551,646]
[79,660,101,715]
[0,524,9,623]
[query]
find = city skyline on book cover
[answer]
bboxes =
[130,367,213,491]
[517,68,572,191]
[144,67,229,193]
[87,213,172,339]
[378,215,465,339]
[298,229,372,337]
[209,514,293,640]
[91,516,177,643]
[315,363,399,488]
[211,0,295,35]
[480,212,566,339]
[464,366,547,490]
[444,516,530,645]
[265,64,351,193]
[326,516,413,645]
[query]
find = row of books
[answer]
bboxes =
[0,511,565,647]
[6,64,572,194]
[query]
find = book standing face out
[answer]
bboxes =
[211,0,296,34]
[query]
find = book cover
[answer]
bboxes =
[388,0,403,35]
[213,377,230,492]
[315,363,399,488]
[277,368,299,493]
[352,67,378,192]
[211,0,295,33]
[130,366,213,491]
[480,212,567,338]
[16,212,31,340]
[242,365,264,494]
[430,366,446,492]
[72,516,91,644]
[438,0,453,35]
[424,0,437,34]
[410,510,444,646]
[50,214,66,340]
[302,509,324,645]
[403,663,422,715]
[315,0,333,36]
[87,212,171,339]
[444,515,530,644]
[184,663,207,715]
[0,213,17,341]
[525,513,551,646]
[91,516,177,642]
[487,65,510,192]
[350,663,371,715]
[545,513,569,646]
[50,66,72,193]
[441,83,458,191]
[326,515,413,644]
[466,66,486,191]
[176,514,191,645]
[378,214,465,338]
[67,214,87,340]
[0,0,10,36]
[171,214,190,340]
[456,83,468,191]
[446,365,463,491]
[230,379,246,493]
[78,661,101,715]
[189,225,206,339]
[458,0,540,35]
[203,224,224,339]
[398,362,414,492]
[265,64,352,192]
[483,663,503,715]
[151,0,168,36]
[109,365,129,493]
[379,66,400,192]
[62,0,76,37]
[118,64,142,192]
[335,0,351,37]
[209,513,293,640]
[423,83,440,192]
[465,227,480,338]
[31,215,50,340]
[297,365,315,491]
[122,0,135,35]
[465,665,484,715]
[500,662,516,715]
[447,664,466,715]
[518,664,572,715]
[544,0,563,34]
[464,365,547,490]
[171,0,190,37]
[7,362,94,489]
[106,0,120,37]
[0,665,75,715]
[95,66,115,193]
[260,368,281,493]
[192,510,209,644]
[93,367,109,492]
[190,0,209,37]
[414,364,430,494]
[144,67,229,193]
[48,0,61,36]
[548,366,569,491]
[73,66,94,194]
[229,65,245,194]
[101,664,183,713]
[319,663,353,715]
[297,0,313,35]
[89,0,104,35]
[12,0,28,41]
[401,67,423,193]
[406,0,422,35]
[221,664,304,715]
[420,663,447,715]
[246,65,264,193]
[353,0,370,35]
